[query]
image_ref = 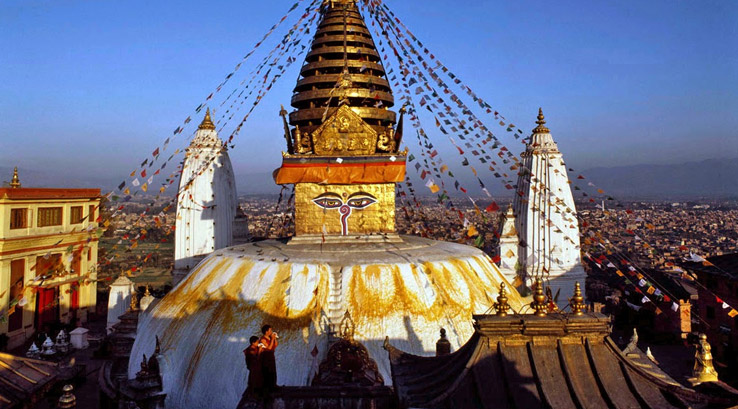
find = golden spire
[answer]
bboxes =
[130,291,139,311]
[198,108,216,131]
[494,282,511,316]
[9,166,21,188]
[570,282,585,315]
[532,107,550,134]
[530,278,547,316]
[57,384,76,409]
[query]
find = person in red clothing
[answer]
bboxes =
[243,336,263,400]
[259,324,279,395]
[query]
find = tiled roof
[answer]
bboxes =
[0,352,60,408]
[387,313,738,409]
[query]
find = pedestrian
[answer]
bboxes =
[243,336,263,400]
[259,324,279,395]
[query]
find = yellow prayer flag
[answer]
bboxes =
[467,225,478,237]
[728,309,738,318]
[647,286,656,295]
[124,188,130,195]
[429,183,440,194]
[141,183,148,192]
[440,164,448,173]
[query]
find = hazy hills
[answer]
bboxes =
[2,158,736,199]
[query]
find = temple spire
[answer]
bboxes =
[9,166,21,188]
[198,108,216,131]
[532,107,550,134]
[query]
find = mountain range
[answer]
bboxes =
[2,157,736,199]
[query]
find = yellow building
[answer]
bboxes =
[0,168,101,349]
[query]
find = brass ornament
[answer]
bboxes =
[570,282,585,315]
[10,166,21,188]
[57,384,76,408]
[377,123,397,152]
[530,278,547,317]
[494,282,511,316]
[310,105,378,156]
[690,333,719,385]
[198,108,216,131]
[532,107,550,134]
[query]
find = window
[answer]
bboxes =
[8,259,24,331]
[10,208,27,229]
[89,205,96,223]
[37,207,62,227]
[70,206,83,224]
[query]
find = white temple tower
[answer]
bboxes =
[173,109,237,283]
[512,109,586,301]
[498,204,519,285]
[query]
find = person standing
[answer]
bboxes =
[259,324,279,395]
[243,336,263,400]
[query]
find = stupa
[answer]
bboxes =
[129,1,525,407]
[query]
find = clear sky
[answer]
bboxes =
[1,0,736,191]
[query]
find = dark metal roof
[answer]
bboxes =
[386,313,738,409]
[0,352,60,409]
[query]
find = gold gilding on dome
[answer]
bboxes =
[532,107,550,134]
[294,183,395,235]
[198,108,216,131]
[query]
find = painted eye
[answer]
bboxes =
[346,196,376,209]
[312,197,343,209]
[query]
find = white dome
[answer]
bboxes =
[130,235,525,408]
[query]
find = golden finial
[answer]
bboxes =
[690,333,719,385]
[530,278,547,316]
[532,107,550,134]
[144,284,151,297]
[130,291,139,311]
[57,384,76,408]
[198,108,216,130]
[9,167,21,188]
[494,282,511,316]
[570,282,585,315]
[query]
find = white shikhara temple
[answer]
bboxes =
[501,109,586,301]
[173,109,238,284]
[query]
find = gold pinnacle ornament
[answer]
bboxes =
[532,107,550,134]
[690,333,719,385]
[530,278,547,317]
[494,282,511,316]
[570,282,585,315]
[198,108,216,131]
[9,166,21,188]
[57,384,76,408]
[130,291,139,311]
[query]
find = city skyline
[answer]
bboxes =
[1,0,737,191]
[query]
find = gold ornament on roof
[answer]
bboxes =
[198,108,216,131]
[10,166,21,188]
[532,107,550,134]
[494,282,511,316]
[310,105,378,156]
[530,278,547,316]
[570,282,585,315]
[690,333,719,385]
[130,291,139,311]
[57,384,76,409]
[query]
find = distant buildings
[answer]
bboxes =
[0,168,100,349]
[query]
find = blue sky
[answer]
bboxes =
[1,0,736,191]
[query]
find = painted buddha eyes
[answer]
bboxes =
[312,195,343,209]
[346,196,376,209]
[312,193,377,210]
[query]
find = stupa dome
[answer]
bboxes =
[129,235,525,408]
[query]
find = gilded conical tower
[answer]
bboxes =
[288,0,396,138]
[276,0,406,240]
